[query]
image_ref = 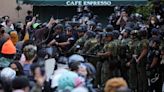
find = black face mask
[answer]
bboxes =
[16,71,20,76]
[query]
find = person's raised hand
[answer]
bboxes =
[26,16,36,30]
[32,16,36,22]
[47,17,56,28]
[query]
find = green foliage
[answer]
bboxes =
[135,1,153,20]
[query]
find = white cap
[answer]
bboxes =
[69,54,85,63]
[0,67,16,80]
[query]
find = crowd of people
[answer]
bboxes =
[0,3,164,92]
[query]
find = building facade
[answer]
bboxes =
[0,0,32,23]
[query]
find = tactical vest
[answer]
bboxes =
[128,39,140,55]
[104,41,115,57]
[112,39,121,57]
[83,38,98,53]
[120,38,131,57]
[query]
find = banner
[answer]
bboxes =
[17,0,147,6]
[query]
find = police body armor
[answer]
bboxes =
[147,49,160,84]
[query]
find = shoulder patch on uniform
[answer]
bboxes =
[128,41,132,45]
[78,39,82,42]
[107,44,112,48]
[91,40,97,43]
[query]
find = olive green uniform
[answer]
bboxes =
[79,38,98,68]
[110,39,121,77]
[128,38,148,92]
[128,38,140,91]
[100,41,115,86]
[68,36,86,54]
[81,38,98,54]
[137,38,148,92]
[120,38,131,81]
[86,42,105,87]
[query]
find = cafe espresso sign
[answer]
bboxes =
[66,1,112,6]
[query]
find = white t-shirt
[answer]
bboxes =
[1,22,14,30]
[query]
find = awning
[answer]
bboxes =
[17,0,148,6]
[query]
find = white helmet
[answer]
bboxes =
[69,54,85,63]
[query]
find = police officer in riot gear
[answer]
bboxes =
[127,30,140,92]
[120,28,131,82]
[86,32,106,88]
[147,38,162,92]
[97,32,115,87]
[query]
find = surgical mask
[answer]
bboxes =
[151,20,155,24]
